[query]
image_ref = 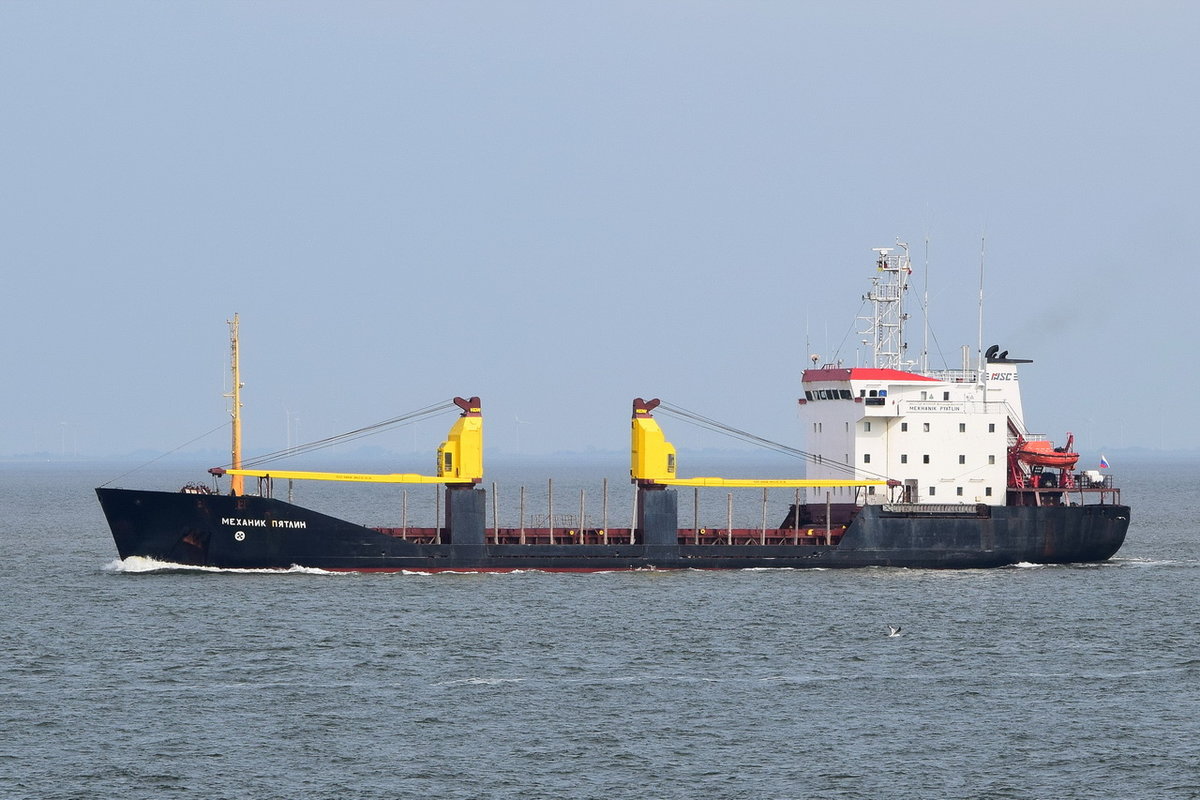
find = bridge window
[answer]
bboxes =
[959,455,966,464]
[864,421,872,432]
[989,423,996,433]
[901,454,908,464]
[959,423,966,433]
[863,453,871,464]
[989,455,996,465]
[901,422,908,432]
[956,487,964,496]
[923,422,931,432]
[986,487,993,496]
[923,455,930,464]
[929,486,936,496]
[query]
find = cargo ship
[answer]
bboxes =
[96,245,1129,571]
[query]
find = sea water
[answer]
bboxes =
[1,457,1197,800]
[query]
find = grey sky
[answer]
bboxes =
[2,1,1195,463]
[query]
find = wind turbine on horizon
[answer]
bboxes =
[515,414,531,454]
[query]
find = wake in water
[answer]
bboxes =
[1121,556,1199,568]
[1005,560,1123,570]
[103,557,342,576]
[102,562,761,577]
[102,560,613,577]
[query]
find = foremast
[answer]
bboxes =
[226,314,244,496]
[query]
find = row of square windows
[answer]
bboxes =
[863,454,998,465]
[867,485,995,497]
[811,422,999,433]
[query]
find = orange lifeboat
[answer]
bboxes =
[1013,435,1079,470]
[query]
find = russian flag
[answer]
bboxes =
[1099,455,1110,469]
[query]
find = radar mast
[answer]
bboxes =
[859,242,912,370]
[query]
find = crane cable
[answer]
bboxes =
[235,399,457,469]
[656,401,895,482]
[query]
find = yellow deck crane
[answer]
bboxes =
[210,396,483,489]
[630,397,896,490]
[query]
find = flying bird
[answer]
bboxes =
[886,625,902,637]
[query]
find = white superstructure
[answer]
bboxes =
[800,246,1033,506]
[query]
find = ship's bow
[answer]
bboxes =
[96,487,215,565]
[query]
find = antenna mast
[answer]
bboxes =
[922,236,930,374]
[860,242,912,369]
[977,236,985,376]
[227,314,244,496]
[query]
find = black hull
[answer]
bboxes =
[96,487,1130,571]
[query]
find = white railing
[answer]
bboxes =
[924,368,979,383]
[882,503,981,514]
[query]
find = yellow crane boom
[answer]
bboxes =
[211,396,484,486]
[630,397,894,489]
